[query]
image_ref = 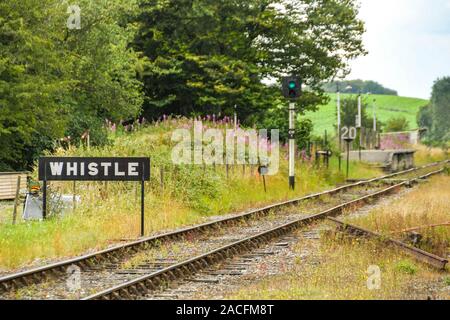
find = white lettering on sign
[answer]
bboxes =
[88,163,98,176]
[341,126,357,141]
[50,162,64,176]
[115,163,125,176]
[128,163,139,176]
[67,162,77,176]
[100,163,112,176]
[42,159,147,180]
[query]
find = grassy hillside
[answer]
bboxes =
[305,94,429,135]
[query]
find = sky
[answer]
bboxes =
[348,0,450,99]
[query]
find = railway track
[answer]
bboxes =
[328,217,448,270]
[0,161,448,300]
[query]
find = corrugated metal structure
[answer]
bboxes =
[0,173,28,200]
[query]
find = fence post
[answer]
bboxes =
[73,181,76,211]
[12,176,21,225]
[226,163,229,180]
[104,181,108,200]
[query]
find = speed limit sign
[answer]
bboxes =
[341,126,357,142]
[341,126,357,180]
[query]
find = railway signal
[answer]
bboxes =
[282,76,301,99]
[282,76,302,190]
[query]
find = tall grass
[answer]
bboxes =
[346,175,450,256]
[414,144,448,165]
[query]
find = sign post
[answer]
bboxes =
[341,127,357,180]
[372,98,377,132]
[258,165,269,193]
[357,93,362,161]
[337,88,342,172]
[289,102,296,190]
[39,157,151,237]
[43,180,47,219]
[141,166,145,237]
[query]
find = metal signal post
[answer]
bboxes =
[282,76,301,191]
[337,88,342,172]
[289,102,296,190]
[357,93,362,161]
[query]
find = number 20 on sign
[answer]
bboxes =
[341,127,356,179]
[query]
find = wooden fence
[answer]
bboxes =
[0,172,28,200]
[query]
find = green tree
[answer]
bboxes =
[340,96,374,129]
[61,0,144,146]
[0,0,69,170]
[430,77,450,141]
[385,116,410,133]
[417,104,433,130]
[135,0,366,124]
[0,0,144,170]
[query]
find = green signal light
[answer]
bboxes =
[289,81,296,89]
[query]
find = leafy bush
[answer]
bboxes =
[259,106,313,150]
[65,114,111,148]
[395,260,417,275]
[385,117,410,133]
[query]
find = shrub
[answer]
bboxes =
[395,260,417,275]
[385,117,410,133]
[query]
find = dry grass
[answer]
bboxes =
[346,175,450,256]
[414,145,448,166]
[231,237,448,300]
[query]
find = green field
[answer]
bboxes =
[305,94,429,135]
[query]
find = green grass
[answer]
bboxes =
[395,260,418,275]
[305,94,429,135]
[445,276,450,286]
